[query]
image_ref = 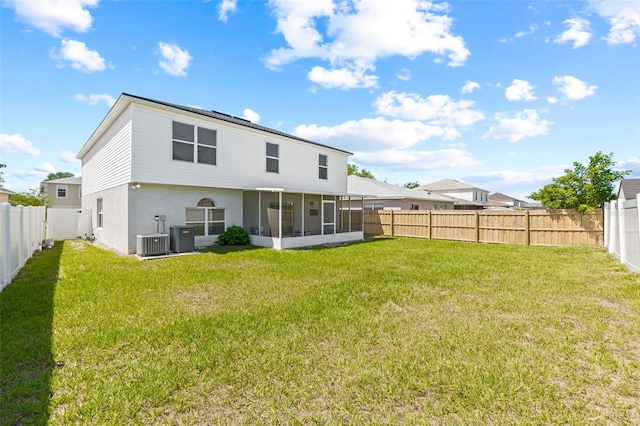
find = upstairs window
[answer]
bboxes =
[172,121,194,162]
[172,121,217,165]
[410,204,419,210]
[197,127,217,165]
[56,185,68,198]
[319,154,328,180]
[266,142,279,173]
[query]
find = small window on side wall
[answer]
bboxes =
[319,154,328,180]
[97,198,104,228]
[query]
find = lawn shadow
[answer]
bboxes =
[295,235,395,251]
[0,241,62,425]
[197,244,264,255]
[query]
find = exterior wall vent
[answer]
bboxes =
[136,234,169,256]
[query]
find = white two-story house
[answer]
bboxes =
[76,93,364,254]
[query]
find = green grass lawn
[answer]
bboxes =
[1,238,639,424]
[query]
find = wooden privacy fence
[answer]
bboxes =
[364,209,604,247]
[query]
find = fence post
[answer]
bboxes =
[525,210,530,246]
[390,210,394,237]
[608,201,618,256]
[428,211,432,239]
[1,203,10,287]
[17,205,24,268]
[619,201,627,265]
[475,211,480,243]
[603,202,609,249]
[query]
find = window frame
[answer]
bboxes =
[97,198,103,228]
[172,121,217,165]
[56,185,68,199]
[185,198,226,237]
[319,154,328,180]
[266,142,279,173]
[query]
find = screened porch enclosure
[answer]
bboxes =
[242,189,364,249]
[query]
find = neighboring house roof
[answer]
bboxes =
[618,178,640,200]
[0,187,15,195]
[77,93,352,159]
[418,178,489,192]
[42,177,82,185]
[347,176,454,202]
[489,192,525,204]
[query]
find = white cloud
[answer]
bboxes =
[588,0,640,44]
[12,162,56,181]
[58,150,80,163]
[4,0,99,37]
[294,117,459,153]
[547,96,558,104]
[242,109,260,123]
[461,80,480,94]
[505,79,537,102]
[36,162,56,173]
[0,133,40,157]
[616,156,640,173]
[482,109,551,142]
[463,165,567,199]
[515,24,539,38]
[465,167,563,187]
[266,0,470,89]
[218,0,237,22]
[74,93,116,107]
[50,39,107,73]
[553,75,597,100]
[374,91,485,127]
[396,68,411,81]
[554,18,592,48]
[353,147,479,170]
[499,24,538,43]
[308,65,378,90]
[157,42,193,77]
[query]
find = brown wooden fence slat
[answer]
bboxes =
[363,209,603,247]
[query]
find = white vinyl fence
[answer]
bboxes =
[48,208,92,240]
[605,195,640,273]
[0,202,47,289]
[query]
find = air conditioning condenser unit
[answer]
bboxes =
[136,234,169,257]
[170,226,195,253]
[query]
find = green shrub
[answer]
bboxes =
[217,226,250,245]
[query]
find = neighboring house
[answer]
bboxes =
[0,187,15,204]
[76,93,364,254]
[41,177,82,209]
[415,179,489,210]
[488,192,527,209]
[347,175,455,210]
[618,178,640,201]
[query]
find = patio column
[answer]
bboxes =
[278,191,283,239]
[258,191,262,235]
[301,193,305,236]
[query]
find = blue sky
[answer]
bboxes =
[1,0,638,201]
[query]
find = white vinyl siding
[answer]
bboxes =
[81,105,133,195]
[130,103,349,194]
